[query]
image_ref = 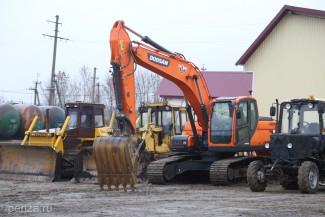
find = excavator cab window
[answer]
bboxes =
[210,102,233,144]
[174,110,187,135]
[67,107,78,129]
[140,111,148,128]
[94,108,104,127]
[150,111,160,125]
[162,111,172,133]
[235,100,258,145]
[81,106,94,128]
[236,101,249,142]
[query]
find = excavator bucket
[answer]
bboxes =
[93,136,143,192]
[0,144,60,182]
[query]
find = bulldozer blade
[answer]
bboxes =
[93,136,143,192]
[0,144,60,182]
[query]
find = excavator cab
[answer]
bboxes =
[209,97,259,149]
[156,96,275,185]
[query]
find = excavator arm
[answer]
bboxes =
[110,20,211,134]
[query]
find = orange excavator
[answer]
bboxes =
[93,20,276,191]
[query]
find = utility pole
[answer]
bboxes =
[91,67,97,103]
[96,82,100,103]
[43,15,69,106]
[29,73,41,106]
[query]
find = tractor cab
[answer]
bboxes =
[64,102,106,150]
[137,102,187,154]
[277,99,323,135]
[268,97,325,161]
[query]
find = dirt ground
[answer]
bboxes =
[1,179,325,217]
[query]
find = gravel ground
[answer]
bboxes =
[1,179,325,217]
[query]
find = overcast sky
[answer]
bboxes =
[1,0,325,103]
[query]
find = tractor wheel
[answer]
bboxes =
[247,160,266,192]
[298,161,319,194]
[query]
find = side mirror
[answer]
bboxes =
[270,106,276,117]
[236,110,241,119]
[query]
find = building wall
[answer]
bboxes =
[244,13,325,116]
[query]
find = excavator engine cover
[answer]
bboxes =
[0,144,60,182]
[93,136,143,192]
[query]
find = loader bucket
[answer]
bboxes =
[93,136,143,192]
[0,144,60,182]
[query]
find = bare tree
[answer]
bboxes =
[135,68,163,106]
[41,66,93,106]
[102,73,116,117]
[78,66,93,102]
[55,71,70,106]
[101,67,162,118]
[40,79,50,105]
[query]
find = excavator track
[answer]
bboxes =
[210,157,249,185]
[147,155,187,184]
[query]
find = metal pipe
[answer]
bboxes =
[53,116,70,152]
[124,24,175,55]
[193,75,209,130]
[46,109,50,133]
[21,116,39,146]
[111,62,123,111]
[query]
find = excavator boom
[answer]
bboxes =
[110,20,211,133]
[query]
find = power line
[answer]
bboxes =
[0,89,33,95]
[138,22,266,30]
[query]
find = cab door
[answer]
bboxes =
[235,99,258,146]
[78,105,95,138]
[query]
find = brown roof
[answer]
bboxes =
[236,5,325,66]
[156,71,253,98]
